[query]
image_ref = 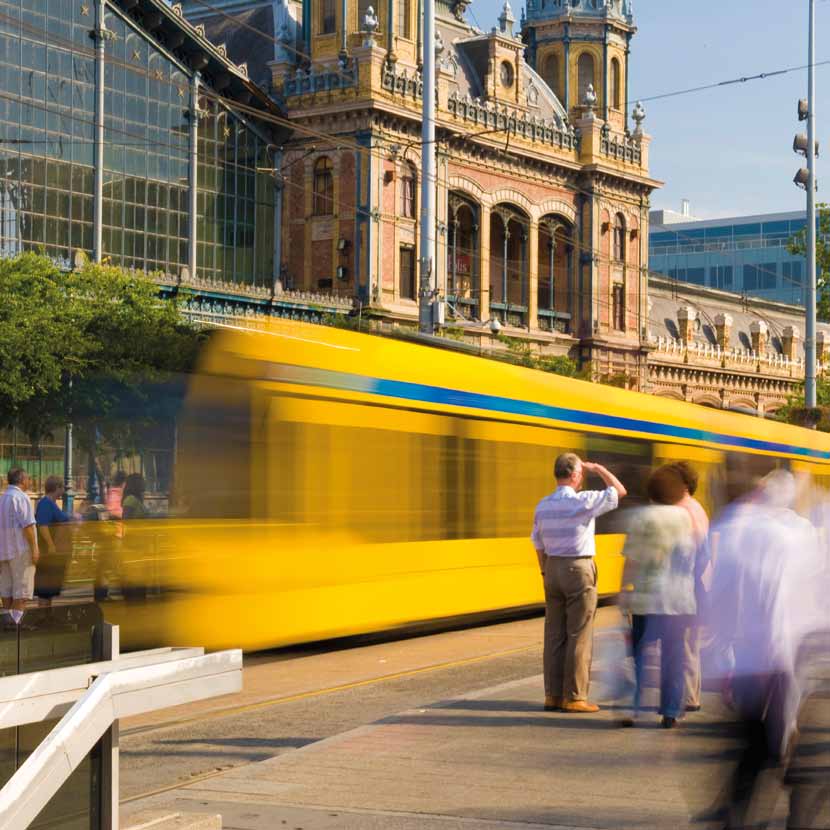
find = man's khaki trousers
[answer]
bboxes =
[543,556,598,702]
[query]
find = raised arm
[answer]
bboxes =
[582,462,627,499]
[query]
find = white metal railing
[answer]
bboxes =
[0,624,241,830]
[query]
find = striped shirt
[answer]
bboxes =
[0,485,36,561]
[531,485,619,558]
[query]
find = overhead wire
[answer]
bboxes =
[2,4,814,331]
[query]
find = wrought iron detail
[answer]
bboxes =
[447,92,577,151]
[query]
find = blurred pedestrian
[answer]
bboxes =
[532,452,626,713]
[670,461,710,714]
[121,474,149,602]
[0,468,39,624]
[106,470,127,520]
[704,469,820,829]
[34,476,74,606]
[620,465,697,728]
[121,474,148,520]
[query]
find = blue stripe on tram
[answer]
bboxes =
[274,364,830,461]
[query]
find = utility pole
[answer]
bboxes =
[418,0,436,333]
[794,0,818,410]
[807,0,818,409]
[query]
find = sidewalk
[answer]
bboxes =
[122,627,820,830]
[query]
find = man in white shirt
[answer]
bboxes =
[532,452,626,713]
[0,468,40,624]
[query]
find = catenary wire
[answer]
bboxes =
[0,13,810,329]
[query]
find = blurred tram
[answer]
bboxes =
[102,319,830,651]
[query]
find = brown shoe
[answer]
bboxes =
[544,696,563,711]
[561,700,600,714]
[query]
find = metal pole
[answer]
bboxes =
[92,0,106,263]
[806,0,817,408]
[418,0,436,333]
[63,422,73,514]
[188,73,200,281]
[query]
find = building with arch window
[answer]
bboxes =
[186,0,659,382]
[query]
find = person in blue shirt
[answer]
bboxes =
[34,476,73,604]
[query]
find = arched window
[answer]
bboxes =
[610,57,621,109]
[613,212,626,262]
[544,54,559,99]
[313,157,333,216]
[396,0,411,38]
[577,52,595,105]
[319,0,336,34]
[400,164,416,218]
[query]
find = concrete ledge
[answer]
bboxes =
[123,810,221,830]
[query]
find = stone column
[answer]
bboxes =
[714,313,732,350]
[527,221,539,331]
[677,306,696,344]
[750,320,768,355]
[782,325,800,360]
[479,203,491,322]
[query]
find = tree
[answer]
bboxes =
[775,376,830,432]
[788,202,830,320]
[0,254,204,447]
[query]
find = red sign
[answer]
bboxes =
[453,254,471,276]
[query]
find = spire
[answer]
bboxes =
[498,0,515,36]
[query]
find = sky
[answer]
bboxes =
[470,0,830,219]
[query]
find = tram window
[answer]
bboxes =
[177,379,251,519]
[474,439,559,539]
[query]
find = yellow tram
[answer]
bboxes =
[103,319,830,651]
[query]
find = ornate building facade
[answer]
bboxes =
[187,0,659,381]
[648,276,827,416]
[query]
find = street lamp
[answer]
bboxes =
[793,0,818,410]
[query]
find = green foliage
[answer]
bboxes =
[537,354,586,378]
[788,202,830,320]
[440,326,466,342]
[774,375,830,431]
[494,334,585,378]
[0,254,203,444]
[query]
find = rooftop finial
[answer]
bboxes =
[498,0,515,35]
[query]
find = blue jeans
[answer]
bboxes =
[631,614,692,719]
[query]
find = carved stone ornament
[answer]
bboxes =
[526,79,539,106]
[362,6,379,46]
[631,99,646,135]
[583,82,597,117]
[451,0,471,22]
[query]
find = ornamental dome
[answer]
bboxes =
[525,0,634,25]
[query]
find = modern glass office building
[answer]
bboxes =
[649,210,812,306]
[0,0,283,297]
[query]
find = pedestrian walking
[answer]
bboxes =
[106,470,127,520]
[121,474,149,520]
[703,469,820,829]
[532,452,626,713]
[670,461,710,713]
[0,468,40,624]
[619,465,697,728]
[34,475,74,605]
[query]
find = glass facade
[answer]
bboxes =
[649,213,812,305]
[0,0,277,289]
[197,99,275,287]
[0,0,95,265]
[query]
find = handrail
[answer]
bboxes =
[0,648,242,830]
